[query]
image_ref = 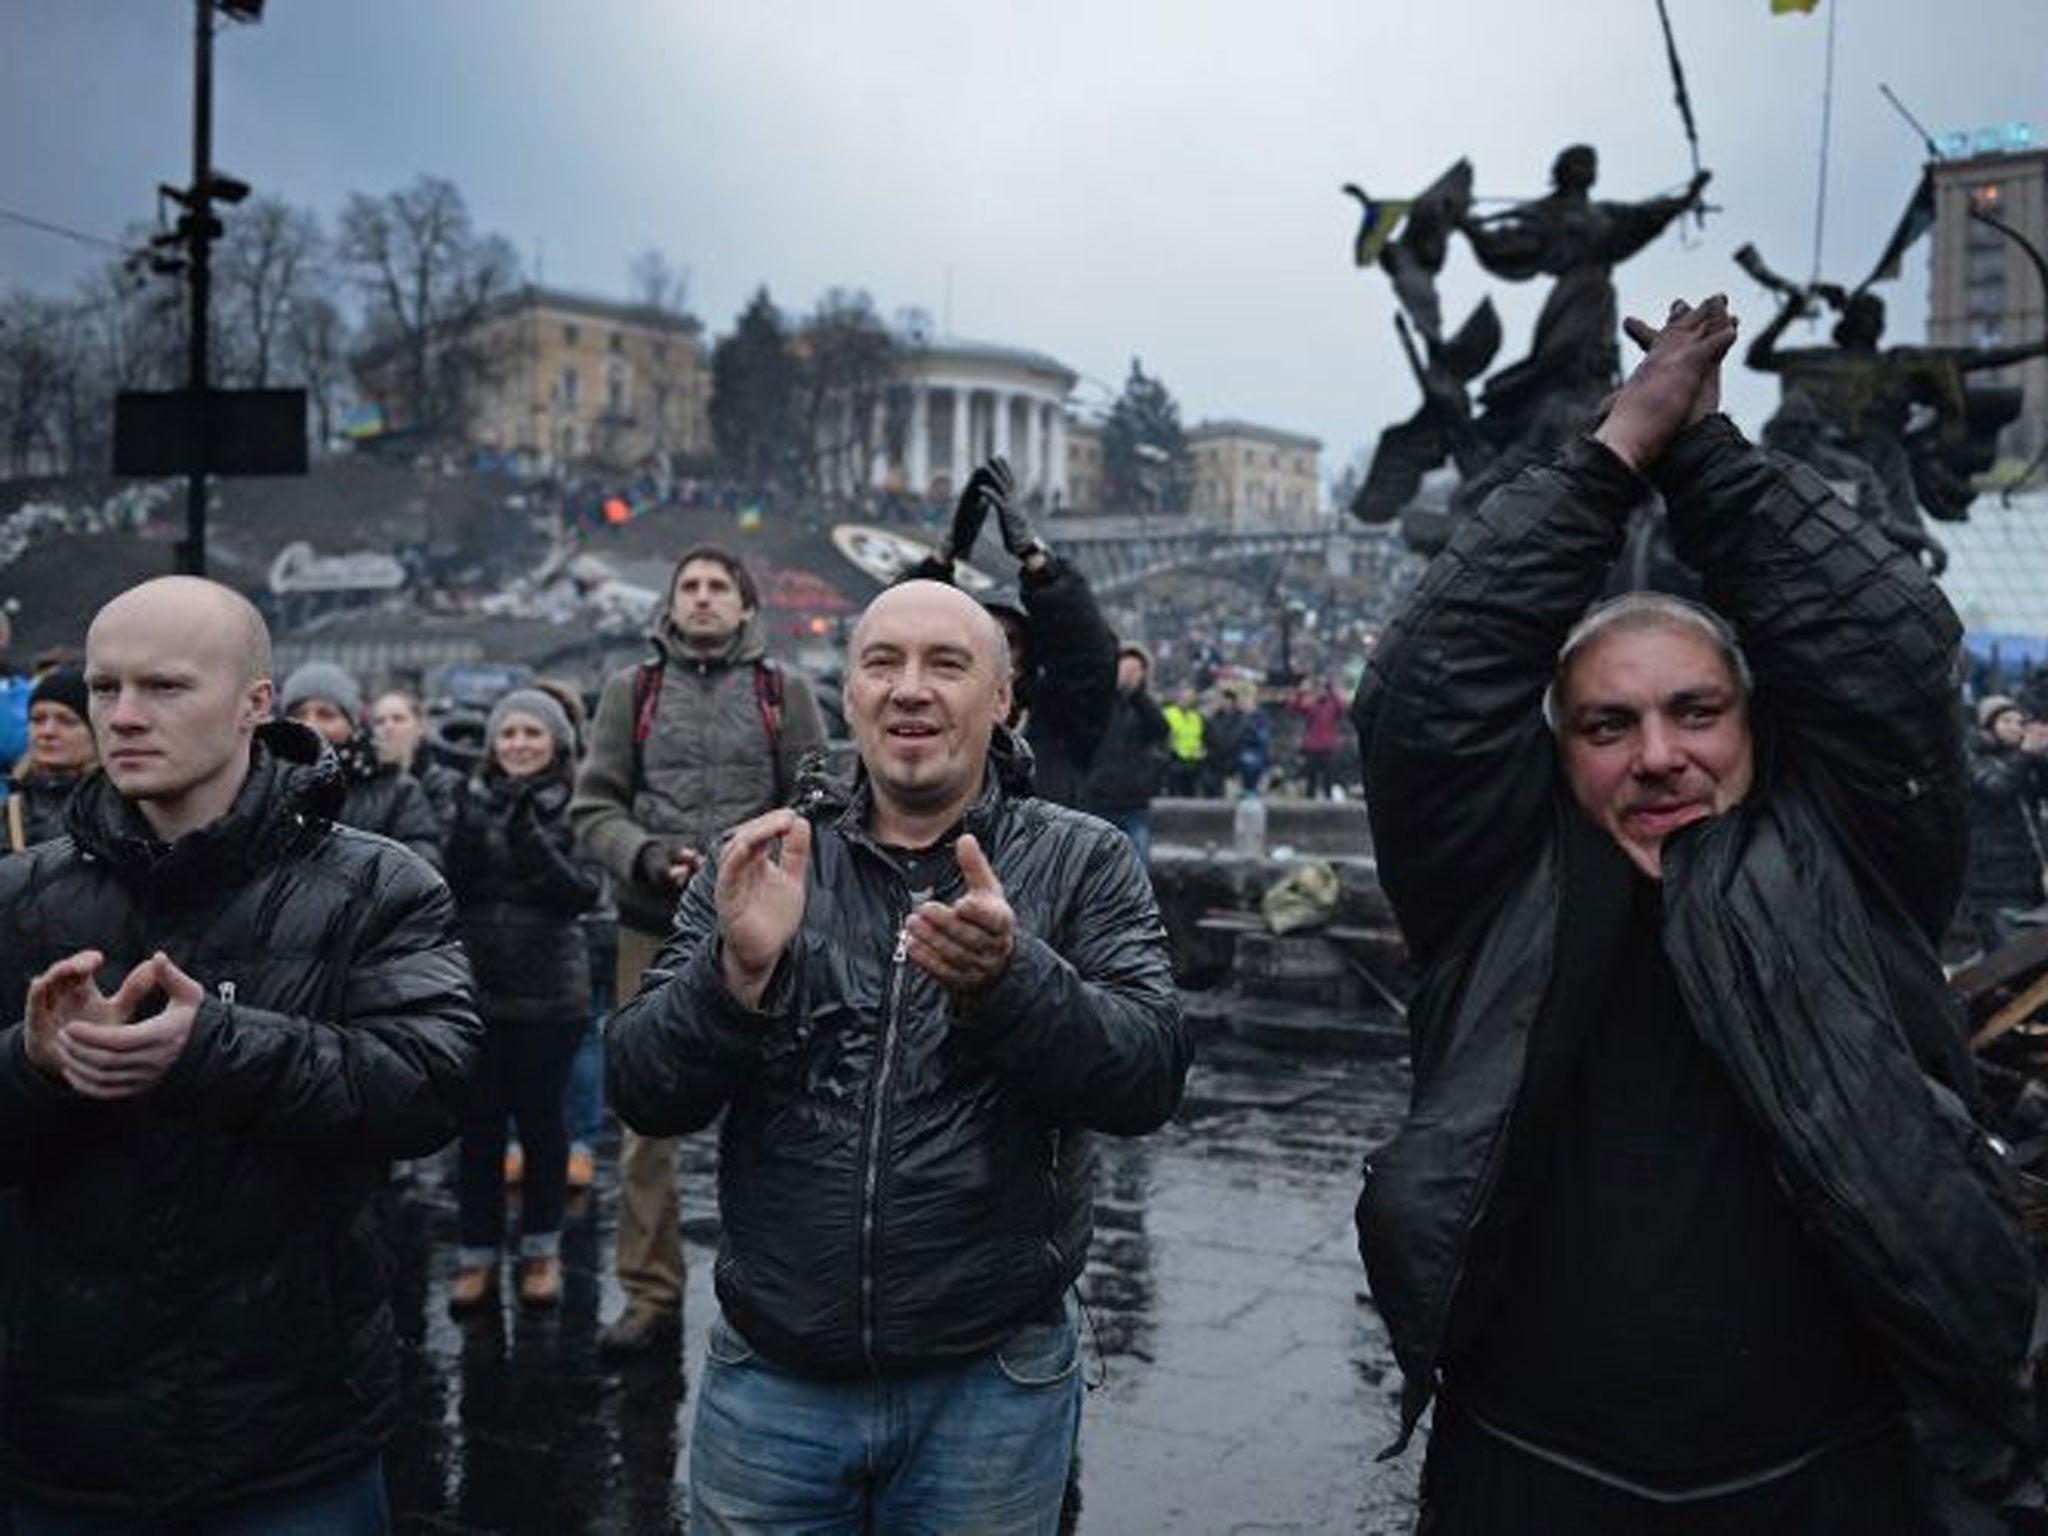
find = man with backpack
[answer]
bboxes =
[572,544,826,1358]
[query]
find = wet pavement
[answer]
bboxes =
[384,1036,1425,1535]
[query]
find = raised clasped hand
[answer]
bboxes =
[1595,294,1739,473]
[25,949,205,1100]
[905,834,1014,995]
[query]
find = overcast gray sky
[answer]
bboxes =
[5,1,2044,486]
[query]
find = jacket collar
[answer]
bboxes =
[68,719,344,887]
[812,724,1036,851]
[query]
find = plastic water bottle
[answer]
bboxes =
[1233,790,1267,857]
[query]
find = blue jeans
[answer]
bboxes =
[9,1459,388,1536]
[689,1299,1083,1534]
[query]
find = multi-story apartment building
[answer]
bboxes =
[357,286,711,471]
[1928,130,2047,467]
[1185,420,1323,532]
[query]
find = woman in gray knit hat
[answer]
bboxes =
[442,689,601,1312]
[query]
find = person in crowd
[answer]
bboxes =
[1081,641,1170,864]
[1200,688,1241,799]
[489,677,608,1196]
[609,577,1191,1532]
[1161,684,1207,797]
[529,677,609,1194]
[1964,693,2048,955]
[1354,296,2038,1530]
[0,576,478,1532]
[1209,688,1270,795]
[908,455,1118,809]
[444,689,601,1314]
[369,686,466,830]
[572,545,826,1357]
[5,669,96,853]
[1289,673,1350,800]
[281,661,444,869]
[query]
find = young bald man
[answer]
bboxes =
[0,577,478,1534]
[608,579,1192,1533]
[1356,300,2039,1530]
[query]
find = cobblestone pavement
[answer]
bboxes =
[385,1036,1424,1535]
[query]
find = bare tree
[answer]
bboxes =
[338,176,519,436]
[282,294,350,454]
[0,292,76,475]
[629,248,688,314]
[797,288,897,502]
[623,248,699,467]
[215,197,326,388]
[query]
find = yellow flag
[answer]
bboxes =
[1770,0,1820,13]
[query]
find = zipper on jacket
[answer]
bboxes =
[217,980,236,1004]
[858,914,913,1372]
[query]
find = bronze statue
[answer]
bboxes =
[1739,237,2048,573]
[1346,147,1709,546]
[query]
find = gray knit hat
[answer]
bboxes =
[278,660,363,722]
[485,688,576,759]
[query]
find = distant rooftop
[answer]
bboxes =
[483,284,703,333]
[1187,419,1322,451]
[899,333,1078,386]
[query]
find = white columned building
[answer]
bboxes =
[906,385,930,492]
[882,338,1077,506]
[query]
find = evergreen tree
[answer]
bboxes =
[1103,357,1191,512]
[709,287,801,486]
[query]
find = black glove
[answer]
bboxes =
[989,459,1048,563]
[942,456,1012,564]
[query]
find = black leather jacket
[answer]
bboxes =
[1354,420,2038,1529]
[0,722,479,1513]
[608,730,1191,1377]
[445,765,600,1027]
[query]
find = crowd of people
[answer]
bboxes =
[1,305,2046,1533]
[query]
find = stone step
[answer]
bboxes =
[1180,987,1409,1059]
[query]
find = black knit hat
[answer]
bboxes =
[29,668,88,725]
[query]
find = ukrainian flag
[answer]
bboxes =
[1351,196,1412,268]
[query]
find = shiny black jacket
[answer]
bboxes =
[445,766,600,1027]
[1966,732,2048,906]
[0,722,479,1513]
[3,770,91,854]
[608,731,1190,1377]
[1354,420,2038,1530]
[334,737,444,872]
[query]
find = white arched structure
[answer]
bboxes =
[886,338,1077,506]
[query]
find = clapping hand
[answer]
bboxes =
[905,834,1014,995]
[716,809,812,1007]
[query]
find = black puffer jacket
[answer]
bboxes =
[3,770,91,853]
[1080,688,1169,815]
[1966,732,2048,906]
[445,766,600,1026]
[608,730,1191,1377]
[333,735,445,871]
[1354,419,2038,1529]
[0,721,479,1514]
